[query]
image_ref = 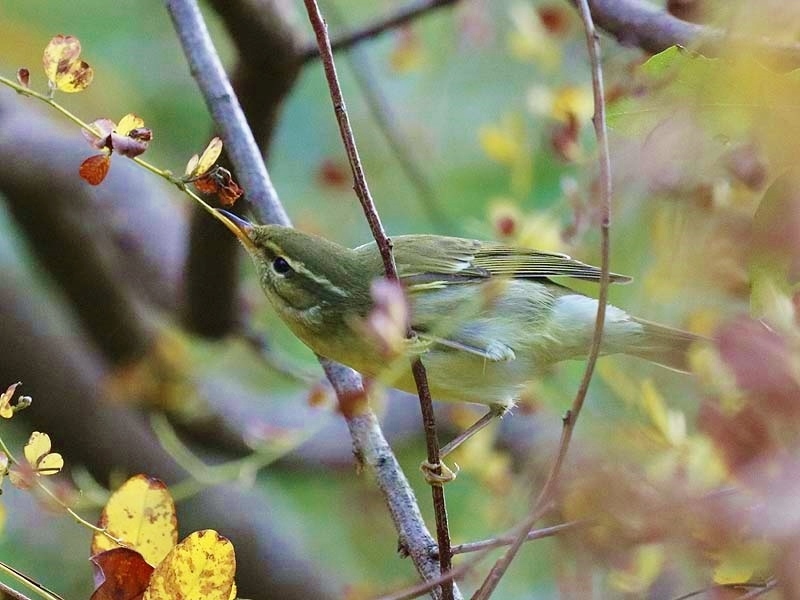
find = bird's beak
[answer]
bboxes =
[214,209,257,252]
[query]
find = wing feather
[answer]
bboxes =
[380,235,631,284]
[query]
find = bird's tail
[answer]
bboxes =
[624,318,702,373]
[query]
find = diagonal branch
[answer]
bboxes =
[302,1,457,598]
[164,0,447,596]
[300,0,460,64]
[573,0,800,67]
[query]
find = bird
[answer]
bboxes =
[215,210,698,472]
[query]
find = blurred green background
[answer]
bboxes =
[0,1,713,598]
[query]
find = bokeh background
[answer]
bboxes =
[1,0,797,598]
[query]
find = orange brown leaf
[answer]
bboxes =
[16,68,30,88]
[79,154,111,185]
[193,166,243,206]
[91,547,154,600]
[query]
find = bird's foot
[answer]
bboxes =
[420,459,460,485]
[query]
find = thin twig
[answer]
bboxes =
[302,2,457,598]
[165,0,445,593]
[471,0,613,597]
[378,520,586,600]
[300,0,460,64]
[669,582,772,600]
[449,521,583,555]
[375,551,489,600]
[324,2,453,231]
[736,580,778,599]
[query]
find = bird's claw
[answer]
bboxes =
[420,459,459,485]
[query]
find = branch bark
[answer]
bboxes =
[164,0,447,596]
[183,0,303,338]
[575,0,800,68]
[0,262,338,600]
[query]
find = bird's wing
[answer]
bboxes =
[388,235,631,285]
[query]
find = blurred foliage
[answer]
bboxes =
[2,0,800,598]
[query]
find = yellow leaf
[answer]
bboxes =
[608,544,665,593]
[0,382,20,419]
[641,379,686,445]
[389,30,425,73]
[143,530,236,600]
[42,35,93,93]
[92,474,178,567]
[184,154,200,177]
[116,113,145,136]
[187,137,223,178]
[479,124,520,165]
[712,540,773,585]
[550,86,593,124]
[42,35,81,81]
[507,3,561,69]
[23,432,63,475]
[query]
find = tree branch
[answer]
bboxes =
[471,0,613,596]
[182,0,304,338]
[164,0,447,595]
[299,0,460,64]
[165,1,288,226]
[302,2,457,598]
[574,0,800,67]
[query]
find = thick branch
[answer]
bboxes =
[0,261,337,600]
[165,1,288,226]
[300,0,459,64]
[183,0,304,338]
[0,93,163,366]
[164,0,446,593]
[577,0,800,67]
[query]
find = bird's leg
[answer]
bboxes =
[420,403,508,485]
[440,403,508,458]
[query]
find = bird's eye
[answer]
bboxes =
[272,256,293,276]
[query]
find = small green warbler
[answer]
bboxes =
[216,210,697,421]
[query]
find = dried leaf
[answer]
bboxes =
[91,548,154,600]
[0,382,20,419]
[92,474,178,567]
[83,119,116,149]
[186,137,222,178]
[42,34,93,92]
[143,530,236,600]
[16,68,30,88]
[79,154,111,185]
[116,114,145,136]
[193,166,243,206]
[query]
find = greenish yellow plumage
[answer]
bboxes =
[218,212,697,411]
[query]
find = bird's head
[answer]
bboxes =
[214,210,368,315]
